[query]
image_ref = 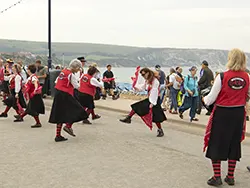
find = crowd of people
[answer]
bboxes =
[1,48,250,186]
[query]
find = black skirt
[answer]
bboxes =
[2,81,10,94]
[78,92,95,109]
[49,90,88,124]
[206,106,244,161]
[131,98,167,123]
[3,89,26,110]
[25,94,45,116]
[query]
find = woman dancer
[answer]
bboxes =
[14,64,45,128]
[120,68,167,137]
[48,59,88,142]
[2,59,14,100]
[203,49,249,186]
[78,66,102,124]
[0,64,26,118]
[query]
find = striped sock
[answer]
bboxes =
[228,160,237,179]
[34,116,41,124]
[66,123,72,128]
[56,124,62,137]
[128,110,135,117]
[212,160,221,178]
[21,112,27,118]
[156,123,162,129]
[15,110,21,115]
[3,106,11,114]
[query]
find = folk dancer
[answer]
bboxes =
[203,49,249,186]
[48,59,88,142]
[2,59,14,100]
[0,64,26,118]
[14,64,45,128]
[120,68,167,137]
[78,66,102,124]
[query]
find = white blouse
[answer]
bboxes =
[136,77,159,106]
[9,74,22,93]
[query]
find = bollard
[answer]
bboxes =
[49,69,61,97]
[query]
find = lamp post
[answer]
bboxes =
[48,0,52,69]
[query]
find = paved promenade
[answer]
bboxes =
[0,99,250,188]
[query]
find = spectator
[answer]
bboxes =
[166,68,180,114]
[197,60,214,115]
[155,65,166,104]
[162,74,171,111]
[176,67,184,106]
[0,58,4,93]
[77,56,86,67]
[102,65,117,100]
[35,60,48,98]
[179,66,199,122]
[17,61,28,84]
[176,67,183,79]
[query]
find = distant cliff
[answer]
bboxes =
[0,39,249,68]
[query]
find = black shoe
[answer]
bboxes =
[120,116,131,124]
[0,113,7,118]
[112,95,118,100]
[31,123,42,128]
[246,116,249,121]
[92,114,101,120]
[179,112,183,119]
[207,177,222,186]
[247,166,250,172]
[102,96,106,100]
[206,112,211,116]
[14,115,24,122]
[82,119,92,124]
[224,176,235,186]
[63,126,76,137]
[55,136,68,142]
[157,129,164,137]
[196,110,201,115]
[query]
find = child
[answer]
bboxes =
[49,59,88,142]
[14,64,45,128]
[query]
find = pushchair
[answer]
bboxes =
[200,86,214,113]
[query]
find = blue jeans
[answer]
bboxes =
[170,87,179,112]
[179,96,198,119]
[159,84,166,105]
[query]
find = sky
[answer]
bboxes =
[1,0,250,51]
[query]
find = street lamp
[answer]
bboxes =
[48,0,52,69]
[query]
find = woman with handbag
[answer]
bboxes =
[14,64,45,128]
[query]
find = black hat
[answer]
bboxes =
[202,60,209,66]
[155,65,161,68]
[77,56,86,62]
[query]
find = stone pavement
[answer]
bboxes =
[81,98,250,135]
[1,101,250,188]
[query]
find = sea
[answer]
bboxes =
[98,66,222,84]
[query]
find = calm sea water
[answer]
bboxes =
[98,66,221,83]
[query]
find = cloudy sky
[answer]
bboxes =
[1,0,250,51]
